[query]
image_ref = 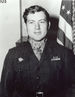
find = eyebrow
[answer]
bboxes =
[27,19,47,22]
[27,20,35,22]
[39,19,47,21]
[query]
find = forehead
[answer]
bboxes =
[27,11,46,21]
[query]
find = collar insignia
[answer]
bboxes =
[18,57,24,62]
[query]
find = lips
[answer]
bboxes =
[34,31,41,34]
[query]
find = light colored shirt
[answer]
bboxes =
[29,38,47,61]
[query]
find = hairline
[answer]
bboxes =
[23,5,50,24]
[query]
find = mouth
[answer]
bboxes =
[34,31,41,34]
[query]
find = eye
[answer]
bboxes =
[29,21,34,24]
[40,20,46,23]
[27,20,35,24]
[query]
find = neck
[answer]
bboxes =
[29,37,47,50]
[29,37,47,44]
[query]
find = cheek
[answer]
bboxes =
[41,25,48,32]
[27,25,35,31]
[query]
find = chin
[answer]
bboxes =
[34,38,44,41]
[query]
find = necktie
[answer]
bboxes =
[34,45,43,61]
[29,38,47,60]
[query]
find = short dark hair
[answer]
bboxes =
[23,5,50,23]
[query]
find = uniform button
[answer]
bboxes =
[36,76,40,80]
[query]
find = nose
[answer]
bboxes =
[35,22,40,30]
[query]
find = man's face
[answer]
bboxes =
[26,11,50,41]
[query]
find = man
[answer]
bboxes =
[0,5,75,97]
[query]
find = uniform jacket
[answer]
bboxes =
[0,40,75,97]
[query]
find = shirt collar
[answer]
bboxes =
[29,38,47,51]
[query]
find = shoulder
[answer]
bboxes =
[52,42,75,62]
[57,43,73,53]
[6,42,30,59]
[56,43,75,59]
[10,41,29,51]
[48,40,74,55]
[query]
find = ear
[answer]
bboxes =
[48,21,51,29]
[24,23,28,36]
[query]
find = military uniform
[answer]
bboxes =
[1,40,75,97]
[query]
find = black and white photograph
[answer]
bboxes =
[0,0,75,97]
